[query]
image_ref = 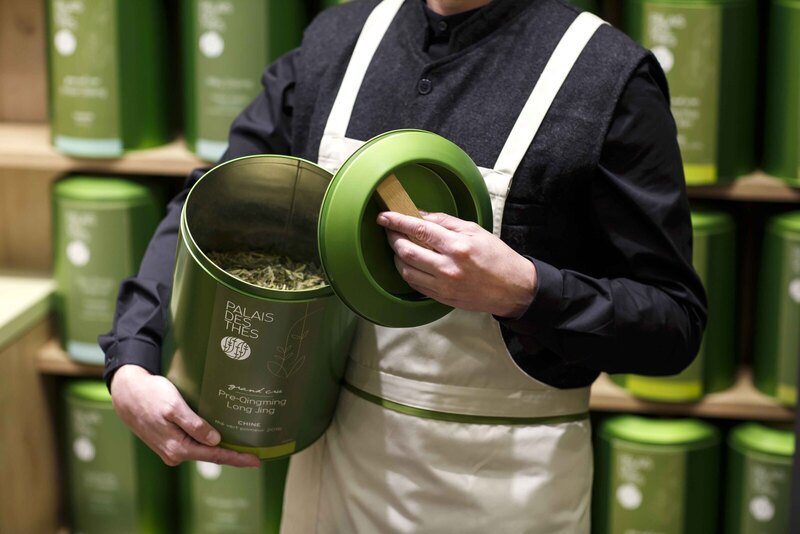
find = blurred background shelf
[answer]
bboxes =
[36,338,103,377]
[590,369,796,422]
[0,122,204,176]
[687,171,800,203]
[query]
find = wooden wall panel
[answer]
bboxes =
[0,0,47,122]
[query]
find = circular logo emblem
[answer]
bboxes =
[651,46,674,74]
[73,436,96,462]
[196,461,223,480]
[616,483,643,510]
[199,31,224,58]
[749,496,775,522]
[66,240,90,267]
[788,279,800,304]
[220,336,251,361]
[54,29,77,56]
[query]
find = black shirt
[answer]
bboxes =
[100,0,706,389]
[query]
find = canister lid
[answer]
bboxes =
[600,415,720,448]
[691,209,735,235]
[729,423,795,458]
[769,211,800,236]
[54,176,156,203]
[66,379,112,403]
[319,130,493,327]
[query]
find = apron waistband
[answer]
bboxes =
[343,383,590,426]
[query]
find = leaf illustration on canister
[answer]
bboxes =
[268,304,321,379]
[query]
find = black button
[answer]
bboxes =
[437,20,448,32]
[418,78,432,95]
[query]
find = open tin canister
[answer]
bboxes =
[163,130,492,459]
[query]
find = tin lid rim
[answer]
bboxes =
[599,415,720,447]
[729,422,795,457]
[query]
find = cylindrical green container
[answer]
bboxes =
[762,0,800,185]
[46,0,174,157]
[725,423,796,533]
[181,459,289,534]
[625,0,758,185]
[163,130,493,460]
[754,212,800,407]
[64,380,176,534]
[593,415,721,534]
[182,0,306,162]
[612,210,737,401]
[53,176,163,364]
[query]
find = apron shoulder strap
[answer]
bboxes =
[492,12,608,178]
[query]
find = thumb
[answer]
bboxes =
[165,399,221,446]
[422,211,471,232]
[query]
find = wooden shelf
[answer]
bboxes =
[36,338,103,377]
[688,171,800,203]
[590,369,796,422]
[0,122,206,176]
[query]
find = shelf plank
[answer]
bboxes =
[36,339,103,377]
[590,370,796,422]
[688,171,800,203]
[0,122,207,176]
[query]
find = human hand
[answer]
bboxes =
[376,211,538,318]
[110,364,261,468]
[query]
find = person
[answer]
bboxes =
[102,0,707,531]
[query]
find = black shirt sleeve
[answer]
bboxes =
[99,48,300,387]
[500,57,708,377]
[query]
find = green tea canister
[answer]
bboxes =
[46,0,174,157]
[625,0,758,185]
[593,415,721,534]
[181,459,289,534]
[612,210,736,401]
[53,176,163,364]
[754,212,800,407]
[163,130,493,459]
[762,0,800,185]
[725,423,795,533]
[64,380,175,534]
[183,0,306,162]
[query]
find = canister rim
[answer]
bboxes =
[65,379,112,403]
[599,415,720,447]
[768,211,800,235]
[729,422,795,457]
[53,176,156,203]
[691,210,735,235]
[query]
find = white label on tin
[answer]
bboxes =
[616,483,643,510]
[73,436,96,462]
[54,29,77,56]
[651,45,674,74]
[66,239,91,267]
[788,278,800,304]
[749,496,776,522]
[199,31,224,58]
[196,461,223,480]
[220,336,251,361]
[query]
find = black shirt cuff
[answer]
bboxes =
[102,337,162,391]
[497,256,563,335]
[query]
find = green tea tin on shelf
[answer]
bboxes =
[593,416,721,534]
[53,176,163,364]
[612,210,736,401]
[65,380,175,534]
[762,0,800,185]
[754,211,800,407]
[625,0,758,185]
[725,423,795,533]
[46,0,174,157]
[183,0,306,162]
[163,130,493,459]
[181,460,289,534]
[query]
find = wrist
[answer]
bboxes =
[502,256,538,319]
[110,364,152,393]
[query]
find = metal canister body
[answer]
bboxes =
[762,0,800,185]
[593,415,721,534]
[754,212,800,407]
[180,460,289,534]
[182,0,306,162]
[612,210,736,401]
[725,423,795,533]
[46,0,174,157]
[163,156,358,459]
[625,0,758,185]
[53,176,163,364]
[64,380,176,534]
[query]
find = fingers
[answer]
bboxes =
[163,397,221,447]
[421,211,476,232]
[377,212,452,251]
[159,428,261,468]
[386,229,446,276]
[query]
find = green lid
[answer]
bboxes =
[729,423,795,458]
[319,129,493,327]
[600,415,720,448]
[633,0,753,5]
[691,209,735,235]
[53,176,156,203]
[66,379,112,404]
[769,211,800,237]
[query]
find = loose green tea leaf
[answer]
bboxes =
[207,250,328,290]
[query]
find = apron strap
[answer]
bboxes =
[492,12,607,178]
[321,0,405,144]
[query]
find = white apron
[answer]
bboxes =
[282,3,607,532]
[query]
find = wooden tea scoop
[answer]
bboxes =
[375,174,431,249]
